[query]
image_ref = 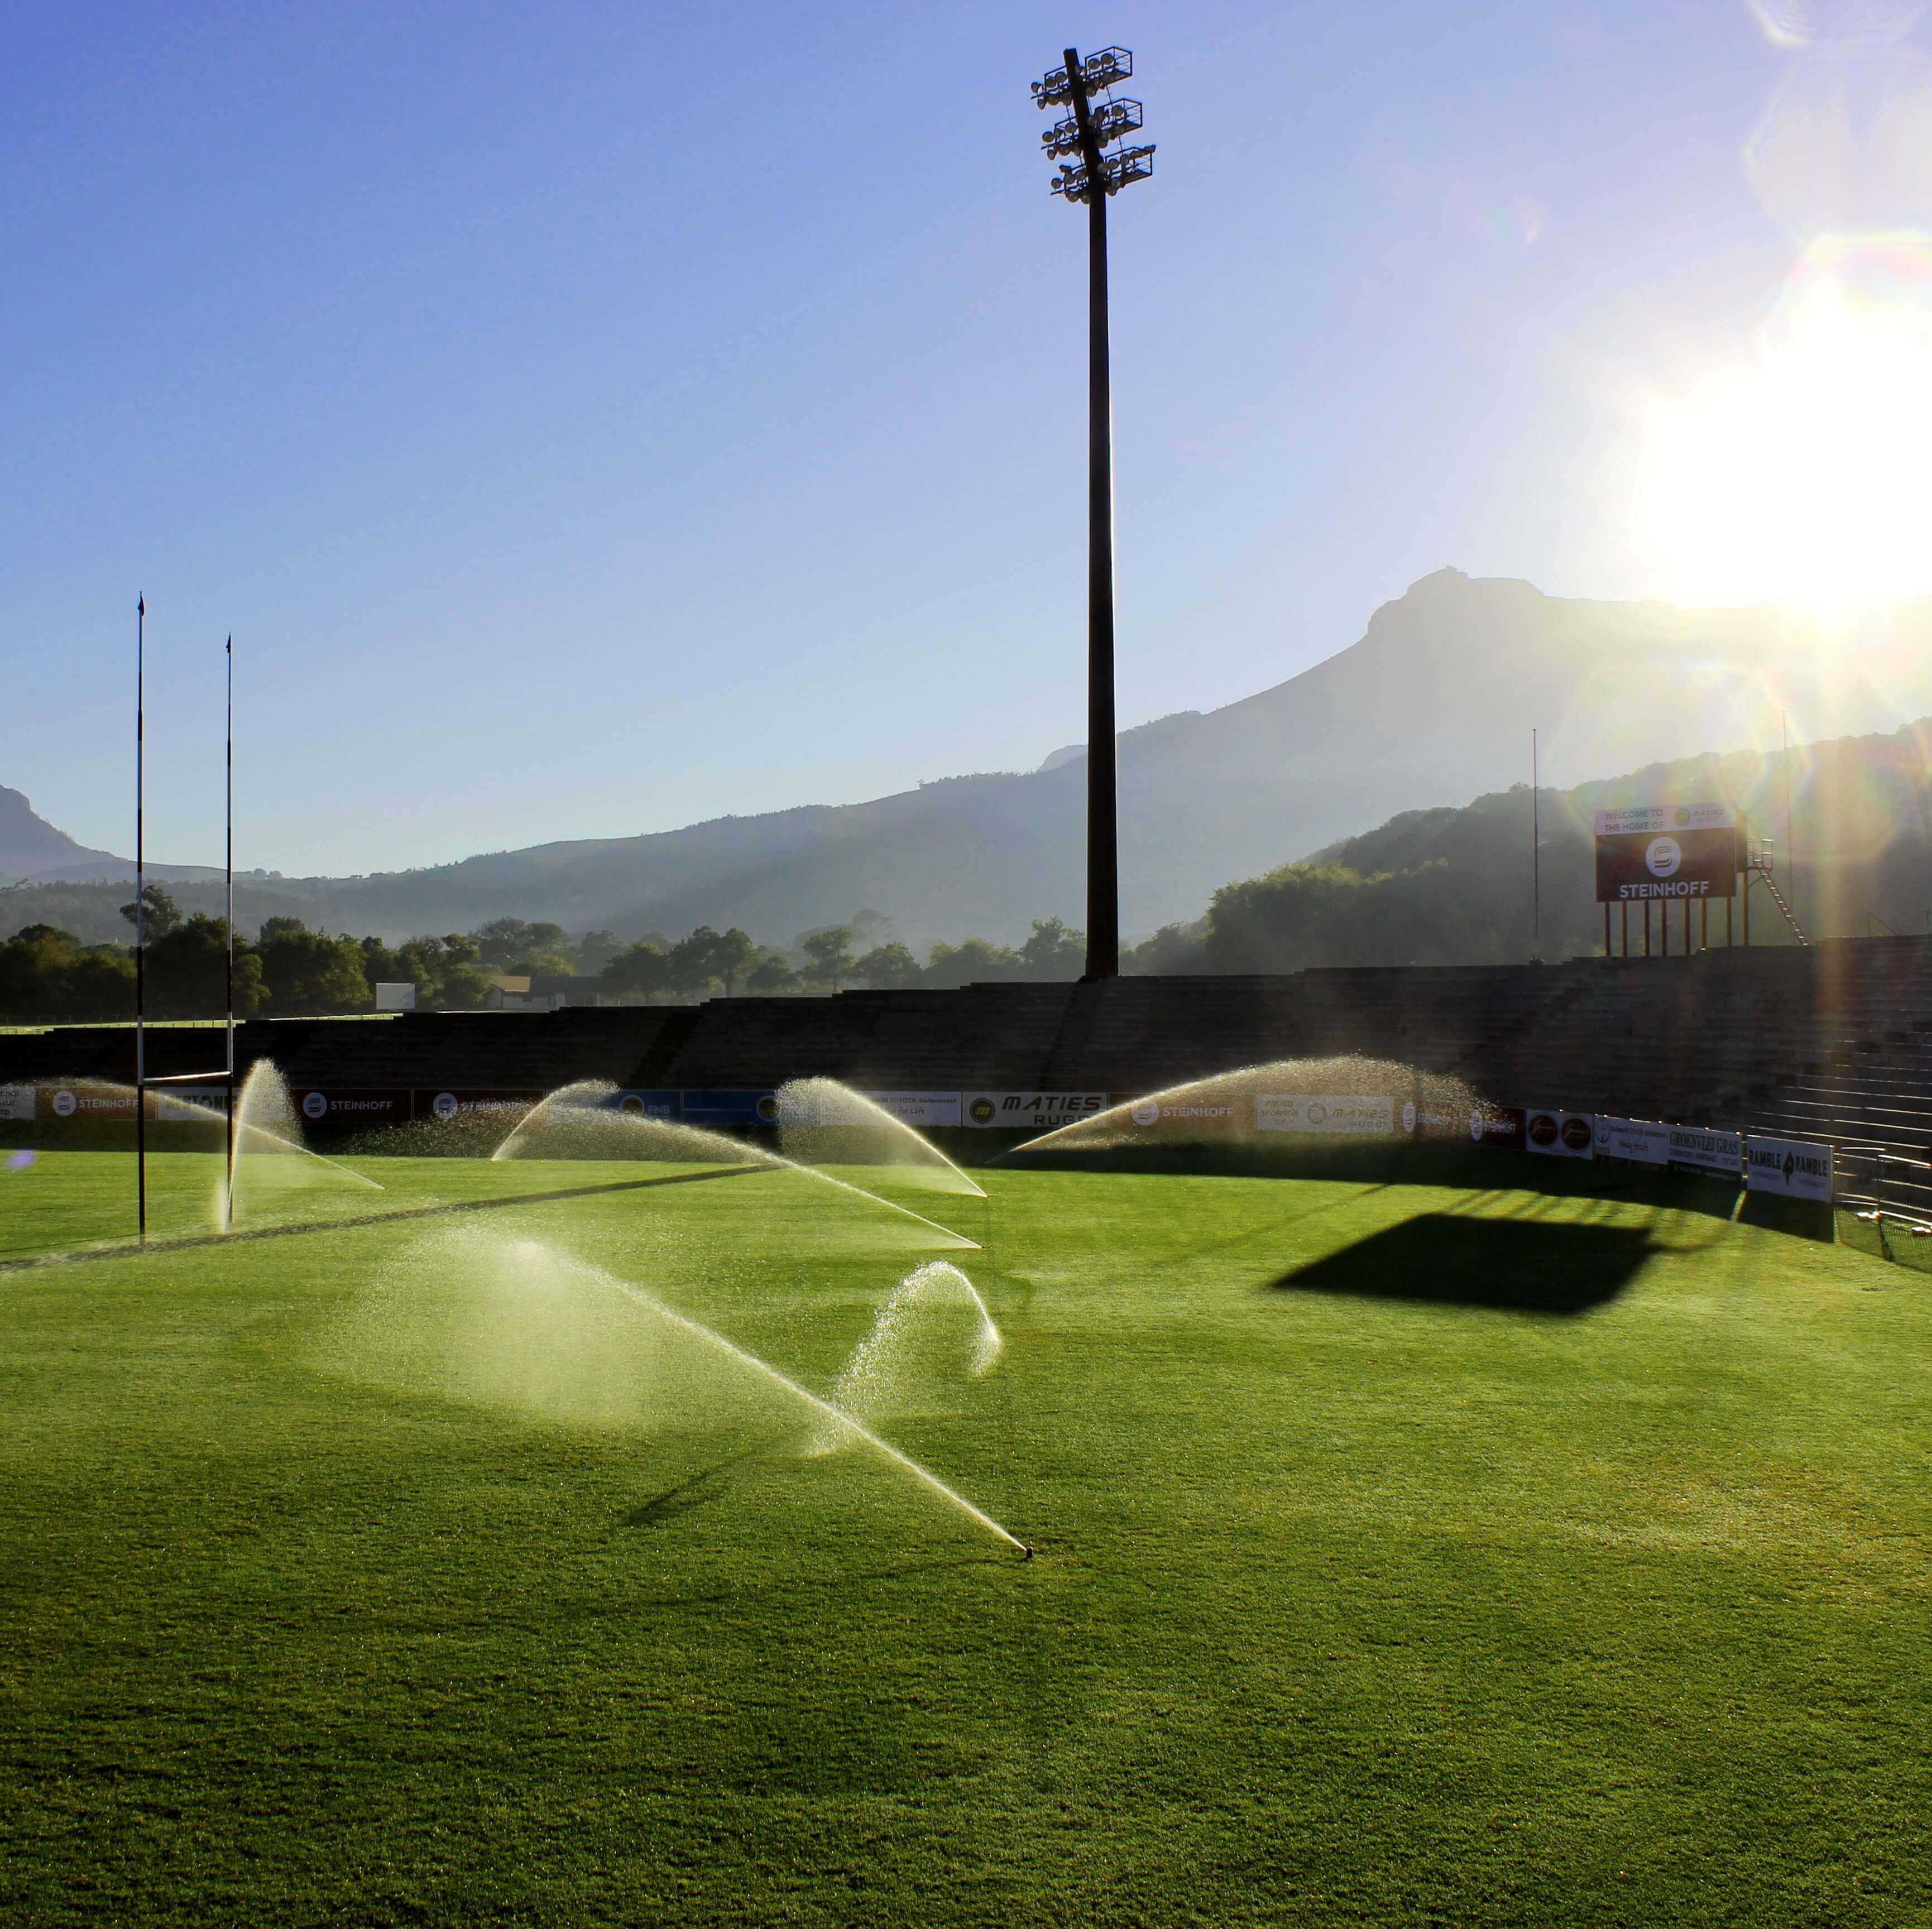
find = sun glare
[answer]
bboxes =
[1638,234,1932,607]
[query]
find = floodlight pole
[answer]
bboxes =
[1066,47,1119,981]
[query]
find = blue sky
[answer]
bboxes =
[0,3,1850,873]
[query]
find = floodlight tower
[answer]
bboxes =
[1033,46,1154,981]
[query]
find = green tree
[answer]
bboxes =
[709,928,758,996]
[746,948,797,995]
[923,937,1021,989]
[800,926,856,992]
[119,884,183,939]
[255,918,372,1015]
[1018,916,1085,978]
[855,942,922,988]
[601,940,671,1002]
[147,914,263,1018]
[668,926,726,1000]
[574,929,622,976]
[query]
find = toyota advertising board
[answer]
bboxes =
[1745,1135,1834,1201]
[0,1083,35,1122]
[1525,1108,1594,1158]
[1594,803,1739,904]
[417,1090,545,1123]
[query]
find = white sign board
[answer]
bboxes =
[1593,804,1737,834]
[1526,1109,1594,1158]
[0,1083,34,1122]
[1254,1093,1396,1135]
[863,1092,962,1129]
[374,982,417,1011]
[1593,1116,1670,1165]
[1667,1126,1743,1176]
[1746,1135,1834,1201]
[777,1089,962,1130]
[961,1092,1109,1130]
[1125,1097,1239,1126]
[156,1086,228,1121]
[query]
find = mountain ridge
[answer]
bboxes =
[16,569,1932,943]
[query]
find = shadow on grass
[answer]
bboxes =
[624,1438,797,1529]
[1271,1211,1653,1316]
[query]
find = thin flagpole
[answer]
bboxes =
[1531,727,1541,963]
[224,634,236,1231]
[135,594,147,1244]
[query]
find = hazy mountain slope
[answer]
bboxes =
[16,570,1932,943]
[0,789,118,885]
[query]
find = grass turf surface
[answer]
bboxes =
[1,1154,1928,1925]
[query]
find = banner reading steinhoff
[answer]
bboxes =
[1593,1116,1670,1164]
[1254,1093,1396,1135]
[1746,1135,1834,1201]
[1594,803,1739,904]
[962,1092,1108,1130]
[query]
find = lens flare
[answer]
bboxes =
[1634,232,1932,606]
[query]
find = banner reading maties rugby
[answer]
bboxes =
[1595,803,1739,904]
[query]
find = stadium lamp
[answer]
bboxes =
[1029,44,1154,982]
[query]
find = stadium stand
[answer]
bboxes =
[7,939,1932,1206]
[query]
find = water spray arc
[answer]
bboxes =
[599,1269,1028,1557]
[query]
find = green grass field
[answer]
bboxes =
[2,1147,1928,1925]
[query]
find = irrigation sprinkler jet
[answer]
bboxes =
[1032,45,1154,982]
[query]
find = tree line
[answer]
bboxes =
[0,891,1092,1024]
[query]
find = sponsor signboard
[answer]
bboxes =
[0,1083,36,1121]
[679,1089,782,1129]
[961,1092,1109,1130]
[1593,1116,1670,1165]
[293,1088,413,1125]
[1746,1135,1834,1201]
[156,1086,228,1122]
[1667,1126,1742,1177]
[1469,1106,1525,1149]
[1123,1095,1239,1128]
[1255,1093,1396,1135]
[1416,1106,1460,1138]
[1594,803,1739,904]
[374,982,417,1012]
[612,1089,682,1121]
[1526,1108,1594,1158]
[41,1085,136,1121]
[860,1091,962,1129]
[416,1089,544,1123]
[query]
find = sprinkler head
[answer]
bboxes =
[1019,1543,1034,1561]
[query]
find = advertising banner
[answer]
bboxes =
[156,1086,229,1122]
[1593,1116,1670,1165]
[414,1089,544,1124]
[860,1091,963,1129]
[296,1088,414,1125]
[612,1090,682,1121]
[961,1092,1109,1130]
[0,1083,35,1121]
[1667,1126,1743,1176]
[1526,1108,1594,1158]
[40,1085,136,1121]
[1469,1106,1525,1150]
[1254,1093,1397,1134]
[1746,1135,1834,1201]
[1124,1095,1240,1128]
[1594,803,1739,905]
[679,1090,781,1129]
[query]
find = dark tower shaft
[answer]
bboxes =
[1065,47,1119,981]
